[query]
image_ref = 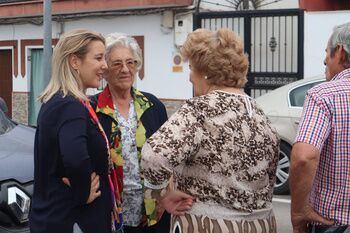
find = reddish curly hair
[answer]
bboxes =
[181,28,249,88]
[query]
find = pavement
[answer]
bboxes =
[273,195,293,233]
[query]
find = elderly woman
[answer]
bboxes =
[141,28,280,233]
[90,33,169,233]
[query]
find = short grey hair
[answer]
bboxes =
[328,22,350,68]
[105,32,143,71]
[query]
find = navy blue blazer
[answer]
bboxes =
[29,93,112,233]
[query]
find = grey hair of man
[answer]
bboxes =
[105,32,143,71]
[328,22,350,68]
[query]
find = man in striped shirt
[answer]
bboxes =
[291,22,350,233]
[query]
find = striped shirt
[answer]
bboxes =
[295,68,350,225]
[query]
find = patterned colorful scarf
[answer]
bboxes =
[81,99,123,232]
[96,86,158,226]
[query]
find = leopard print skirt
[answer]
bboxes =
[170,214,276,233]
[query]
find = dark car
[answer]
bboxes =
[0,97,33,232]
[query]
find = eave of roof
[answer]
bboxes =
[0,0,194,18]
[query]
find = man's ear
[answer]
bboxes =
[69,54,80,70]
[337,44,348,67]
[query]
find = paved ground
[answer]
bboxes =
[273,195,293,233]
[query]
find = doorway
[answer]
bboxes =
[0,50,13,117]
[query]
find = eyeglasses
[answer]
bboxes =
[110,59,137,71]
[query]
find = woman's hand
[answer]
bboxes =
[62,172,101,204]
[160,190,194,216]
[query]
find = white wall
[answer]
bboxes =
[6,6,349,98]
[0,14,193,99]
[0,23,46,92]
[65,14,193,99]
[304,11,350,79]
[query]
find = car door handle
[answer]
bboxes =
[294,120,299,125]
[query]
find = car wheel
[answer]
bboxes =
[274,142,291,195]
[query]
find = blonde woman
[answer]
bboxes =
[141,28,279,233]
[29,30,113,233]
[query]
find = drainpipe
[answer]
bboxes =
[43,0,52,87]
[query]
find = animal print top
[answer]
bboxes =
[142,90,279,220]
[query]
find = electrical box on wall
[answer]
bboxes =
[174,13,193,47]
[161,10,174,29]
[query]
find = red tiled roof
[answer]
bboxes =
[299,0,350,11]
[0,0,194,18]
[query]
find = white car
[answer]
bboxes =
[255,76,325,194]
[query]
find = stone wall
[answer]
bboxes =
[10,95,186,125]
[160,99,185,117]
[12,92,28,124]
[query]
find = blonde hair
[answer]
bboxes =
[105,32,142,72]
[181,28,249,88]
[39,29,105,103]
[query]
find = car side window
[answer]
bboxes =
[0,109,15,135]
[289,81,323,107]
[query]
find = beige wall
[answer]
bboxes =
[161,99,185,117]
[11,94,185,125]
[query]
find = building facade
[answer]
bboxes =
[0,0,193,123]
[0,0,349,124]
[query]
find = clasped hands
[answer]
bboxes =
[158,190,195,216]
[62,174,194,216]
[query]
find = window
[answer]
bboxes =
[28,49,44,126]
[289,81,323,107]
[0,107,15,135]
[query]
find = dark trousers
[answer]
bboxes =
[124,212,170,233]
[308,225,350,233]
[123,225,145,233]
